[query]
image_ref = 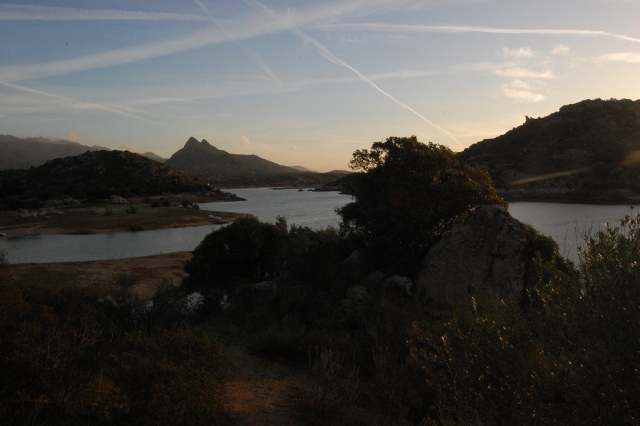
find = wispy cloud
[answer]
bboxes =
[551,44,570,55]
[290,146,301,151]
[502,47,534,58]
[0,80,161,124]
[500,84,545,102]
[0,4,208,21]
[194,0,283,87]
[240,136,252,147]
[0,1,401,83]
[242,0,463,149]
[314,23,640,44]
[600,52,640,63]
[492,67,555,79]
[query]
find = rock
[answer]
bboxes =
[109,195,128,204]
[347,285,370,304]
[383,275,415,299]
[415,205,527,309]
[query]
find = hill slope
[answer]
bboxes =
[165,137,298,184]
[0,135,110,170]
[458,98,640,203]
[0,150,212,209]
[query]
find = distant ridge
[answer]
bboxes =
[141,151,167,163]
[0,135,110,170]
[458,98,640,203]
[290,165,316,172]
[165,137,299,184]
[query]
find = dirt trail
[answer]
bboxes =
[223,346,313,425]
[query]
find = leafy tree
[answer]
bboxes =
[337,136,505,272]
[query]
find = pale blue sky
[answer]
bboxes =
[1,0,639,171]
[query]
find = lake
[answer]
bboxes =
[0,187,635,264]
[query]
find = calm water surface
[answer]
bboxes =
[0,188,635,264]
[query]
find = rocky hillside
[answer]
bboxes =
[0,150,213,209]
[165,137,298,184]
[458,98,640,203]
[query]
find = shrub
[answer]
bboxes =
[109,328,228,426]
[182,216,289,310]
[411,212,640,425]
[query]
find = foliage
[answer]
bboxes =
[337,136,505,272]
[410,212,640,425]
[182,216,289,308]
[109,329,227,426]
[0,273,227,425]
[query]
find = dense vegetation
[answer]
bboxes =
[0,150,213,209]
[458,98,640,202]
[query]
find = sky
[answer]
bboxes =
[0,0,639,172]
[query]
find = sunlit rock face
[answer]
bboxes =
[415,205,527,309]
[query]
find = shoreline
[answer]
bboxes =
[0,196,249,237]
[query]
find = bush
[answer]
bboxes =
[182,216,289,311]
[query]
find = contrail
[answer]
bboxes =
[194,0,282,87]
[0,80,162,124]
[0,4,209,21]
[314,23,640,44]
[243,0,463,149]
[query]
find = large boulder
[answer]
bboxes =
[415,205,527,309]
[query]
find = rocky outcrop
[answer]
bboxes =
[415,205,527,309]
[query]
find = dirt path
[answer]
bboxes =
[223,346,313,425]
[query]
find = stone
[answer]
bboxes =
[383,275,415,299]
[415,205,527,309]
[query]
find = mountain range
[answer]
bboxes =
[0,135,167,170]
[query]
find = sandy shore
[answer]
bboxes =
[0,196,248,237]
